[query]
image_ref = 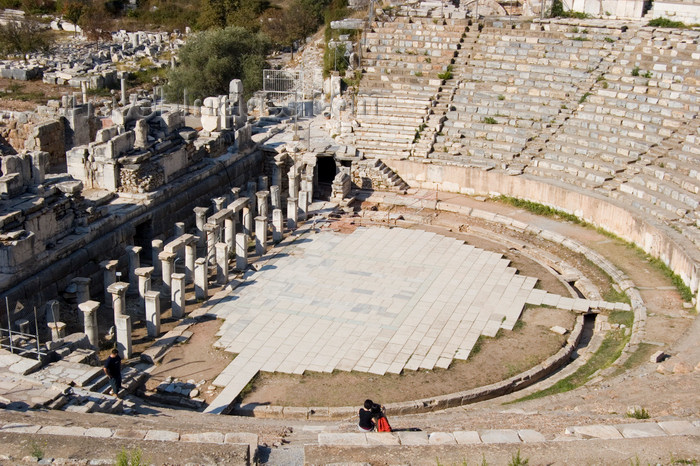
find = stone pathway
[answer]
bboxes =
[317,419,700,446]
[204,225,626,414]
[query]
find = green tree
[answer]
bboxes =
[165,26,271,102]
[61,0,85,35]
[0,20,51,61]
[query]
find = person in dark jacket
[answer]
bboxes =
[104,348,122,398]
[358,399,383,431]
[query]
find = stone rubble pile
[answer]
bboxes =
[1,27,184,88]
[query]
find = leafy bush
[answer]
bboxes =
[550,0,588,18]
[483,116,497,124]
[0,20,52,59]
[165,26,271,102]
[647,17,695,28]
[631,66,640,76]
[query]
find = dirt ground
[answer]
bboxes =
[149,209,625,408]
[0,77,73,111]
[242,305,573,407]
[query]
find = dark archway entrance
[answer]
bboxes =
[316,156,337,200]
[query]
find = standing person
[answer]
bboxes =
[104,348,122,398]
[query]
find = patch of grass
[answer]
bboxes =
[669,455,698,465]
[29,440,44,460]
[438,65,454,80]
[612,342,657,377]
[578,92,591,104]
[647,17,698,29]
[498,94,505,100]
[513,325,629,402]
[627,406,650,419]
[508,450,529,466]
[572,36,589,41]
[643,70,652,78]
[483,116,498,124]
[513,319,525,331]
[116,447,143,466]
[604,37,615,43]
[631,66,640,77]
[602,287,630,304]
[469,335,484,358]
[641,254,695,302]
[609,310,633,327]
[494,196,584,224]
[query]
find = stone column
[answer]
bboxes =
[16,319,30,334]
[145,290,161,337]
[151,239,163,276]
[79,300,100,348]
[255,216,268,256]
[256,190,270,218]
[48,322,66,341]
[72,277,91,305]
[258,175,269,191]
[185,239,196,284]
[194,258,208,301]
[116,314,132,359]
[270,185,281,210]
[126,246,142,293]
[288,168,299,199]
[235,233,248,271]
[194,206,208,248]
[213,197,226,212]
[204,223,218,266]
[171,273,186,318]
[272,209,284,243]
[287,197,298,230]
[45,300,60,324]
[174,222,185,238]
[229,187,240,203]
[224,215,235,255]
[135,267,154,313]
[158,251,176,303]
[298,190,309,221]
[247,181,258,213]
[242,207,252,237]
[215,243,229,285]
[120,76,127,105]
[100,260,119,307]
[273,157,285,188]
[107,282,129,322]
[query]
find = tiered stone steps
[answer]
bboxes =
[354,11,468,160]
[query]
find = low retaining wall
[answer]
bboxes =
[383,159,700,309]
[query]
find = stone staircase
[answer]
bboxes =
[0,334,148,415]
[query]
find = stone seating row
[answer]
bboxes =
[524,163,609,190]
[364,61,448,75]
[555,130,644,165]
[620,174,698,216]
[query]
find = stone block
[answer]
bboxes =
[0,423,41,434]
[39,425,86,436]
[113,429,147,440]
[366,433,400,445]
[180,432,225,444]
[480,429,521,444]
[453,430,481,444]
[658,420,700,436]
[565,425,622,439]
[83,427,114,438]
[518,429,546,442]
[428,432,456,444]
[550,325,568,335]
[318,433,367,446]
[650,350,666,363]
[143,429,179,441]
[616,422,667,439]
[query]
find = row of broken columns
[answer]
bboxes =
[83,165,313,359]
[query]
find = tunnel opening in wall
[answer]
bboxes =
[316,155,337,200]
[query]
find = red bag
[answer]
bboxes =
[376,416,392,432]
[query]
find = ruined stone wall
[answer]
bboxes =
[351,159,390,191]
[1,149,266,321]
[24,119,66,172]
[0,119,32,154]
